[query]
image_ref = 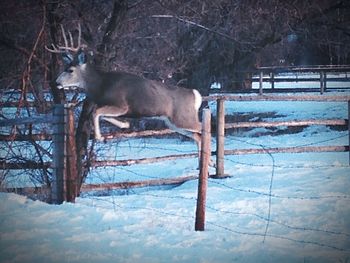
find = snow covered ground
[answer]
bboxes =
[1,91,350,263]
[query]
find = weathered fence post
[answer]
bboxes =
[65,104,78,202]
[216,99,225,177]
[195,108,211,231]
[271,71,275,90]
[52,104,78,204]
[320,71,327,94]
[52,104,66,204]
[348,101,350,165]
[259,71,263,95]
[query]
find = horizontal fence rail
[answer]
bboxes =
[0,116,54,126]
[254,65,350,94]
[257,65,350,73]
[226,119,348,129]
[0,129,176,141]
[204,94,350,101]
[224,146,349,155]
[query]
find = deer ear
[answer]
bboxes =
[62,53,73,65]
[77,50,86,65]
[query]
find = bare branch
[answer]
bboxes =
[46,23,84,54]
[151,14,238,44]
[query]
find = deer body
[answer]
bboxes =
[81,69,200,127]
[48,24,202,159]
[55,52,202,152]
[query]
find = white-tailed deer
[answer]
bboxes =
[47,24,203,157]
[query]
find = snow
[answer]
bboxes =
[1,89,350,262]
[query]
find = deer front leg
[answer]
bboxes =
[93,106,130,142]
[93,112,104,141]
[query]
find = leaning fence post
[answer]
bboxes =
[52,104,66,204]
[216,99,225,177]
[195,108,211,231]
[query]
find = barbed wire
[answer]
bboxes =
[81,192,350,252]
[2,97,349,253]
[81,126,350,253]
[130,191,350,238]
[223,157,349,169]
[225,133,348,149]
[209,180,350,200]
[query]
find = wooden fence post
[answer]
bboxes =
[195,108,211,231]
[65,104,78,202]
[52,104,66,204]
[259,71,263,95]
[52,104,78,204]
[320,71,326,94]
[271,71,275,90]
[216,99,225,177]
[348,101,350,165]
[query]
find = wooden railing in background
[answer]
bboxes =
[204,94,350,177]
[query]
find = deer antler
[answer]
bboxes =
[46,23,83,53]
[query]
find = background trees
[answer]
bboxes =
[1,0,349,190]
[1,0,349,95]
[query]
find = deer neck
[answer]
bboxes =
[82,65,103,97]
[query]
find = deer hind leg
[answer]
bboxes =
[102,117,130,129]
[93,106,129,141]
[164,119,215,168]
[162,118,203,163]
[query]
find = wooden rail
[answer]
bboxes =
[211,95,350,177]
[255,65,350,94]
[226,119,347,129]
[225,145,349,155]
[92,153,197,167]
[204,94,350,102]
[81,175,199,192]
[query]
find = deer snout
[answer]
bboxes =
[55,80,64,89]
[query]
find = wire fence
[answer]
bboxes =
[1,91,349,252]
[79,129,350,252]
[81,172,350,252]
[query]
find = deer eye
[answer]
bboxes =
[66,68,74,73]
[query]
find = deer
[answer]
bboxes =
[46,24,203,160]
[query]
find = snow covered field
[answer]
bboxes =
[1,91,350,263]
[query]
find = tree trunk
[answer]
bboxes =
[75,0,129,190]
[46,2,65,104]
[76,99,95,188]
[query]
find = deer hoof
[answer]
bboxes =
[119,122,130,129]
[95,134,105,142]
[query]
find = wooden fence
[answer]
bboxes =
[0,104,212,204]
[208,94,350,177]
[1,94,350,202]
[254,65,350,94]
[0,104,78,203]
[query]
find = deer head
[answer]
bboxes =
[46,24,88,90]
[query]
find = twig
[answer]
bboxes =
[151,14,238,43]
